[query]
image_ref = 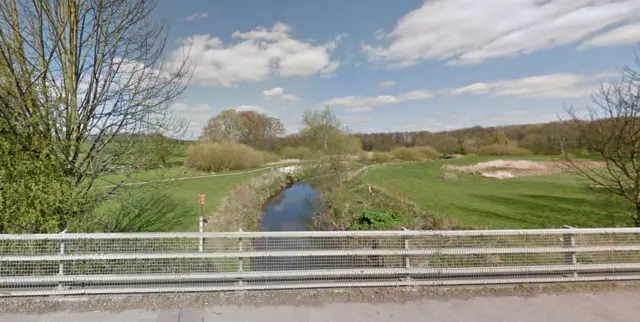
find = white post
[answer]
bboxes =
[404,238,410,269]
[199,217,204,253]
[401,227,410,269]
[563,225,578,278]
[238,228,244,286]
[58,231,66,290]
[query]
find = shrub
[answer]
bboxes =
[477,143,532,155]
[390,147,425,161]
[260,150,281,163]
[390,147,422,161]
[349,210,409,230]
[187,142,264,172]
[373,151,394,163]
[357,151,372,163]
[413,146,441,159]
[277,146,320,160]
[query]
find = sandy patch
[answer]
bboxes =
[442,159,603,180]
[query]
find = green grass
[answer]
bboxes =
[95,168,270,231]
[95,167,202,186]
[94,166,274,187]
[361,155,633,229]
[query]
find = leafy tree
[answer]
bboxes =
[0,122,92,233]
[201,109,285,150]
[301,107,360,183]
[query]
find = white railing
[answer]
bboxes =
[1,228,640,297]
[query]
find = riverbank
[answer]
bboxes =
[205,162,401,232]
[205,169,292,231]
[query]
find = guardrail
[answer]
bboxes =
[1,228,640,297]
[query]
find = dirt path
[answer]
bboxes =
[99,160,302,189]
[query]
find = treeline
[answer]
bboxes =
[198,109,584,158]
[355,121,578,155]
[266,121,581,156]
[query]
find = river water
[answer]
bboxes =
[252,183,326,271]
[261,183,320,231]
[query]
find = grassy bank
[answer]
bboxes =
[360,156,633,229]
[94,168,271,232]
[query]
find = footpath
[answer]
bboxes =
[1,289,639,321]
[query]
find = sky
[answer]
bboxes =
[155,0,640,139]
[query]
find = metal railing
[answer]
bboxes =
[1,228,640,297]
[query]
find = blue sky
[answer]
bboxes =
[155,0,640,139]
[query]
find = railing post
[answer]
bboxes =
[58,231,66,290]
[400,227,411,269]
[238,228,244,286]
[199,217,204,253]
[563,225,578,278]
[404,238,411,269]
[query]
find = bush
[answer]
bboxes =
[373,151,394,163]
[477,143,531,155]
[390,147,422,161]
[413,146,441,159]
[357,151,372,163]
[187,142,264,172]
[349,210,409,230]
[277,146,320,160]
[260,150,281,163]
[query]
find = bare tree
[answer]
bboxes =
[565,57,640,226]
[0,0,191,196]
[0,0,191,231]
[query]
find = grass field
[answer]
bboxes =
[361,155,633,229]
[95,168,271,231]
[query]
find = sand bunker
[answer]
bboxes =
[442,159,602,180]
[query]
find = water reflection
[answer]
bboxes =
[253,183,327,271]
[261,183,319,231]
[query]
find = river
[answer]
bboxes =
[261,183,320,231]
[252,183,329,271]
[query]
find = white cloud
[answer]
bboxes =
[263,87,285,98]
[233,105,266,113]
[321,89,433,109]
[451,72,616,99]
[363,0,640,67]
[280,94,299,101]
[378,81,397,88]
[579,21,640,49]
[319,61,340,77]
[399,90,434,100]
[262,87,299,100]
[185,12,209,21]
[170,22,342,87]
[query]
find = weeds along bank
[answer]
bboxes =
[313,161,454,232]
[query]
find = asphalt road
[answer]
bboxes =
[1,291,639,321]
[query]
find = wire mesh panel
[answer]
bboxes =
[1,228,640,296]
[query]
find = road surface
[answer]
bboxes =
[1,291,638,321]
